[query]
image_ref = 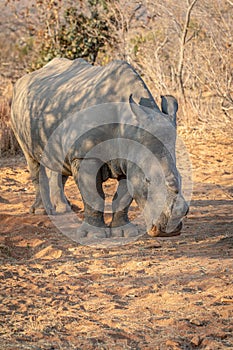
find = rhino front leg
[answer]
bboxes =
[72,159,110,239]
[111,179,139,238]
[48,171,71,213]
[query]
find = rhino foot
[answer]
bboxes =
[111,223,140,238]
[76,222,110,239]
[30,206,56,215]
[55,203,72,214]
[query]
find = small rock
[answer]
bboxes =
[34,246,62,259]
[190,335,202,346]
[144,241,162,249]
[190,318,206,326]
[221,297,233,304]
[165,339,182,349]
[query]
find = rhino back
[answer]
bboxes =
[13,58,158,113]
[11,58,160,166]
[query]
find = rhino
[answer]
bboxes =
[11,58,189,239]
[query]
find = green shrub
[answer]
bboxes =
[30,0,111,70]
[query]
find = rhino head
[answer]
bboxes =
[127,95,189,237]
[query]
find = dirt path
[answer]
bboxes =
[0,132,233,349]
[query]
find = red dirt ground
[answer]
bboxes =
[0,131,233,349]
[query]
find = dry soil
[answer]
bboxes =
[0,130,233,349]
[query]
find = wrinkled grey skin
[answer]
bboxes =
[11,58,188,238]
[46,169,70,214]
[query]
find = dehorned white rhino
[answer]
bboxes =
[11,58,189,239]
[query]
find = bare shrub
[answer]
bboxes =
[0,98,20,156]
[106,0,232,130]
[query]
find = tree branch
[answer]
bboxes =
[177,0,198,101]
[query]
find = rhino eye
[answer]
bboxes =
[170,188,179,195]
[145,177,151,184]
[166,179,180,194]
[167,185,179,195]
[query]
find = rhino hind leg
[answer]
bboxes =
[25,155,54,215]
[48,171,71,213]
[111,179,139,238]
[72,159,110,239]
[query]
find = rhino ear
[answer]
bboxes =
[161,95,178,126]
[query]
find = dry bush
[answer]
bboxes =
[0,1,33,156]
[0,98,21,156]
[105,0,233,130]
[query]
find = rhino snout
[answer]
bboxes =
[147,221,182,237]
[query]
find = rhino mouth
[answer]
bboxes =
[148,222,183,237]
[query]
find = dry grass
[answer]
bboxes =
[0,98,21,157]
